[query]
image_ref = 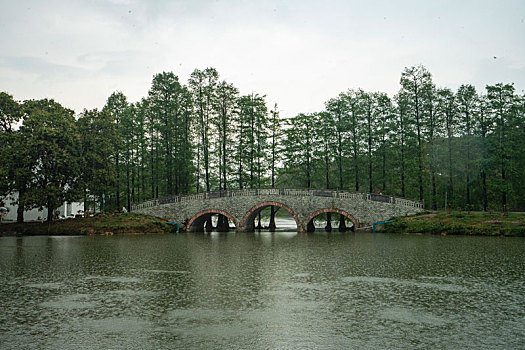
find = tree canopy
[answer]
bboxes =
[1,65,524,222]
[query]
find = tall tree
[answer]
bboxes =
[394,92,412,198]
[342,89,363,192]
[361,91,375,192]
[456,84,479,209]
[486,83,518,212]
[77,109,117,214]
[102,92,127,209]
[400,65,434,202]
[283,113,316,189]
[214,81,238,191]
[423,84,439,210]
[325,95,348,190]
[189,68,218,192]
[236,93,268,189]
[476,95,491,211]
[436,88,457,209]
[148,72,186,195]
[374,92,394,192]
[268,103,282,231]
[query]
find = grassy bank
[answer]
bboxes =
[383,211,525,236]
[0,213,172,236]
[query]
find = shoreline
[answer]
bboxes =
[0,213,170,236]
[1,211,524,237]
[382,211,525,237]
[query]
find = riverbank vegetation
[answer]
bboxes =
[1,65,524,222]
[0,213,169,236]
[384,211,525,237]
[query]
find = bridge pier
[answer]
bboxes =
[325,212,333,232]
[339,214,347,232]
[216,214,230,232]
[306,219,315,233]
[205,214,213,232]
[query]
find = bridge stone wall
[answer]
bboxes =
[132,190,423,233]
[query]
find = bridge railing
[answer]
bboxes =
[131,189,424,211]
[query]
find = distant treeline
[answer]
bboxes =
[1,65,524,221]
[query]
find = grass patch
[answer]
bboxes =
[0,213,170,236]
[383,211,525,237]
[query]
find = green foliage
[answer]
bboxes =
[77,108,117,212]
[0,92,23,197]
[3,64,525,221]
[384,211,525,236]
[19,99,81,221]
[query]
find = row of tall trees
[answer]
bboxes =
[0,68,282,221]
[280,65,525,212]
[1,65,524,221]
[103,69,281,213]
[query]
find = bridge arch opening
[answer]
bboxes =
[186,209,237,233]
[241,201,298,232]
[305,208,357,233]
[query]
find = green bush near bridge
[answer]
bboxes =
[384,211,525,236]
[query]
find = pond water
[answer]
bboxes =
[0,224,524,349]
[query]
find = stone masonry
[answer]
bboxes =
[132,190,423,233]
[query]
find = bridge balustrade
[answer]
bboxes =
[369,193,392,203]
[132,188,424,210]
[283,189,313,196]
[336,192,363,200]
[231,189,257,197]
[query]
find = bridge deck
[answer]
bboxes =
[133,189,423,210]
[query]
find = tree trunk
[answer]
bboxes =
[325,212,332,232]
[339,214,347,232]
[205,214,213,232]
[269,206,276,232]
[307,219,315,232]
[16,187,25,223]
[216,214,229,232]
[431,170,437,210]
[47,199,54,223]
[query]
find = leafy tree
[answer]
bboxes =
[314,111,335,190]
[325,95,348,190]
[189,68,218,192]
[77,108,117,213]
[236,93,269,189]
[393,92,413,198]
[456,84,479,208]
[486,83,519,212]
[214,81,238,190]
[341,89,363,192]
[0,92,22,133]
[147,72,187,195]
[436,88,457,209]
[361,91,376,193]
[102,92,127,209]
[400,65,434,201]
[373,92,395,192]
[0,92,22,199]
[282,113,316,189]
[20,99,81,222]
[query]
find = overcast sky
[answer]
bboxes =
[1,0,524,117]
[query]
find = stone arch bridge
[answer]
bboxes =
[132,189,424,233]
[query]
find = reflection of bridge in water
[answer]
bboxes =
[132,189,424,233]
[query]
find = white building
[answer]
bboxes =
[0,192,83,222]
